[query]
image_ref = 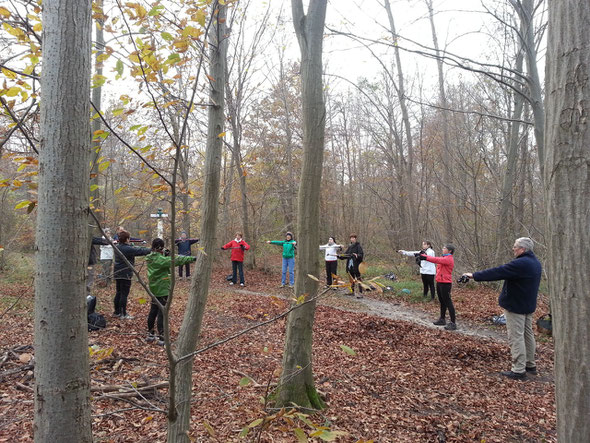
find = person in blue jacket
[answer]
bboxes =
[462,237,542,380]
[175,232,199,280]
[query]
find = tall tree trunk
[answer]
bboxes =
[276,0,327,410]
[496,41,525,262]
[167,3,227,441]
[384,0,417,243]
[34,1,92,441]
[511,0,545,180]
[545,1,590,440]
[425,0,454,241]
[90,0,104,214]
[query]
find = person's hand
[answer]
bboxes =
[353,253,358,258]
[221,247,225,250]
[463,273,473,279]
[397,249,402,253]
[266,240,271,244]
[419,254,428,261]
[240,244,245,250]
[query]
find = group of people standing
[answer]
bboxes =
[399,237,542,380]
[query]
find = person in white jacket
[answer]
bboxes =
[398,241,436,299]
[319,237,342,287]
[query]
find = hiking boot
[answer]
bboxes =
[433,318,446,326]
[146,333,156,343]
[500,370,526,380]
[280,284,285,288]
[525,366,537,375]
[444,322,457,331]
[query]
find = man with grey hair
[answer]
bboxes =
[462,237,542,380]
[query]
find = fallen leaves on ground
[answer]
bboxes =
[0,266,555,442]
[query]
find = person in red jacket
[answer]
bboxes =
[221,232,250,287]
[421,244,456,330]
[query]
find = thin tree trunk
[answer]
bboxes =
[495,42,525,262]
[544,1,590,440]
[276,0,327,410]
[167,3,227,441]
[34,1,92,441]
[425,0,454,241]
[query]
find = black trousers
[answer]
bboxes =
[232,260,245,284]
[421,274,435,298]
[114,279,132,315]
[178,262,191,277]
[325,260,338,285]
[436,282,455,323]
[147,296,168,337]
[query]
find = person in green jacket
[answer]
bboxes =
[145,238,196,345]
[267,232,296,287]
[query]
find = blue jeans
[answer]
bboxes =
[282,257,295,285]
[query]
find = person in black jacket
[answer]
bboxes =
[339,234,364,297]
[113,230,151,319]
[462,237,542,380]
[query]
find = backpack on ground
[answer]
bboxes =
[87,295,107,331]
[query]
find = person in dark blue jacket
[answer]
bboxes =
[113,230,151,319]
[463,237,542,380]
[174,232,199,279]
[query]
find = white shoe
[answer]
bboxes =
[229,282,234,285]
[240,283,244,287]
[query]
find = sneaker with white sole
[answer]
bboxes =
[146,333,156,343]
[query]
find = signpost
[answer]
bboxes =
[150,208,168,238]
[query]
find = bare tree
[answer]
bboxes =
[544,1,590,440]
[276,0,327,410]
[167,2,227,441]
[34,0,92,441]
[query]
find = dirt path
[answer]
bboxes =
[236,288,507,343]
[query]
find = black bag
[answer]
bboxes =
[88,312,106,331]
[87,295,106,331]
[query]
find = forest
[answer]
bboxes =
[0,0,588,441]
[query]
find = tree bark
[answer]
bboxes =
[425,0,454,241]
[545,1,590,440]
[34,1,92,441]
[276,0,327,410]
[167,3,227,441]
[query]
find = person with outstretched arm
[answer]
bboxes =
[421,244,456,330]
[221,232,250,287]
[339,234,364,297]
[319,236,342,287]
[398,241,436,299]
[145,238,196,346]
[174,231,199,280]
[461,237,542,380]
[113,230,151,319]
[267,232,296,287]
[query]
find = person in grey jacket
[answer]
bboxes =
[319,237,342,286]
[462,237,542,380]
[398,241,436,299]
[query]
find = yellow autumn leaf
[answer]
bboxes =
[1,68,16,79]
[4,87,20,97]
[0,6,11,18]
[217,132,226,138]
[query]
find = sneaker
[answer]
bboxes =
[157,337,165,346]
[121,314,134,320]
[433,318,446,326]
[289,284,294,288]
[146,333,156,343]
[356,293,364,299]
[229,282,234,286]
[112,312,121,318]
[240,283,244,287]
[444,322,457,331]
[500,370,526,380]
[525,366,538,375]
